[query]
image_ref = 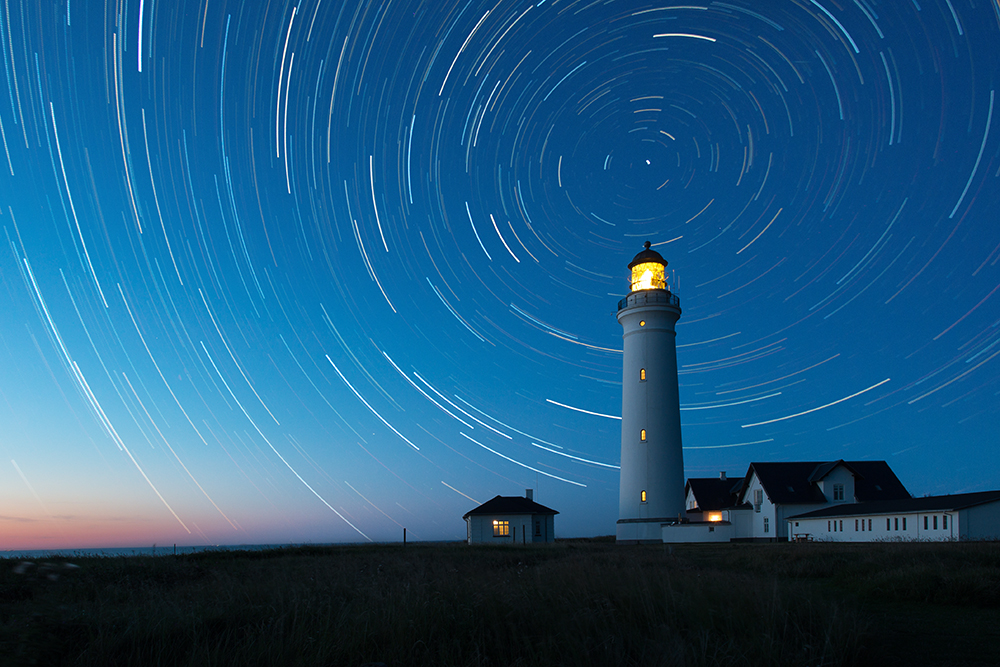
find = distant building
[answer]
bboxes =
[787,490,1000,542]
[463,490,557,544]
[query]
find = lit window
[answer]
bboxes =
[640,490,647,503]
[492,520,509,537]
[640,368,646,381]
[942,515,947,530]
[639,320,646,327]
[640,429,646,441]
[833,484,845,501]
[708,513,722,522]
[763,517,769,533]
[631,262,665,291]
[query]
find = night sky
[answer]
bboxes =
[1,0,998,550]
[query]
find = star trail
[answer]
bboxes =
[1,0,998,549]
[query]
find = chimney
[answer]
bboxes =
[525,489,533,501]
[719,471,726,481]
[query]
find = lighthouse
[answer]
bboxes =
[617,242,686,543]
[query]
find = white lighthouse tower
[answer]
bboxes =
[617,242,686,543]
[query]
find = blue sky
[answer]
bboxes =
[1,0,998,549]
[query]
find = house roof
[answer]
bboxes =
[686,477,744,511]
[787,490,1000,520]
[463,495,558,519]
[740,461,910,505]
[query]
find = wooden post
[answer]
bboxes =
[403,528,407,546]
[512,526,516,544]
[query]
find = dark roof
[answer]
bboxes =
[741,461,910,505]
[788,490,1000,520]
[628,241,667,269]
[463,495,558,519]
[686,477,743,511]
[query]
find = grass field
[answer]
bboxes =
[2,539,998,666]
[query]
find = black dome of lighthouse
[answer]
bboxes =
[628,241,667,269]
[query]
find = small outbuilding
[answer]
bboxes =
[463,490,557,544]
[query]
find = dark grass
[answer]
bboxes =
[2,539,998,666]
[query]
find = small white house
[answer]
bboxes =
[787,490,1000,542]
[463,490,557,544]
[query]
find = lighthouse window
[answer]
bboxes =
[640,429,646,441]
[641,490,647,503]
[639,320,646,327]
[640,368,646,381]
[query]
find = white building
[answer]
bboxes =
[617,242,686,543]
[463,490,557,544]
[663,460,911,543]
[787,490,1000,542]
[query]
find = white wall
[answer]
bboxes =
[467,514,535,544]
[663,522,735,543]
[961,501,1000,540]
[789,512,964,542]
[744,474,777,540]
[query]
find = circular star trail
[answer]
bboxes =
[0,0,998,547]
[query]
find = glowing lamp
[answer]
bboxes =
[628,241,667,292]
[708,513,723,522]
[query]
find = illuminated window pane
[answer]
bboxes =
[631,261,666,291]
[492,520,509,537]
[640,368,646,381]
[640,490,646,503]
[640,429,646,441]
[639,320,645,327]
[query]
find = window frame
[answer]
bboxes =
[492,520,510,537]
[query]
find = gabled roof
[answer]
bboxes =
[788,490,1000,519]
[686,477,743,511]
[463,495,558,519]
[740,461,910,505]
